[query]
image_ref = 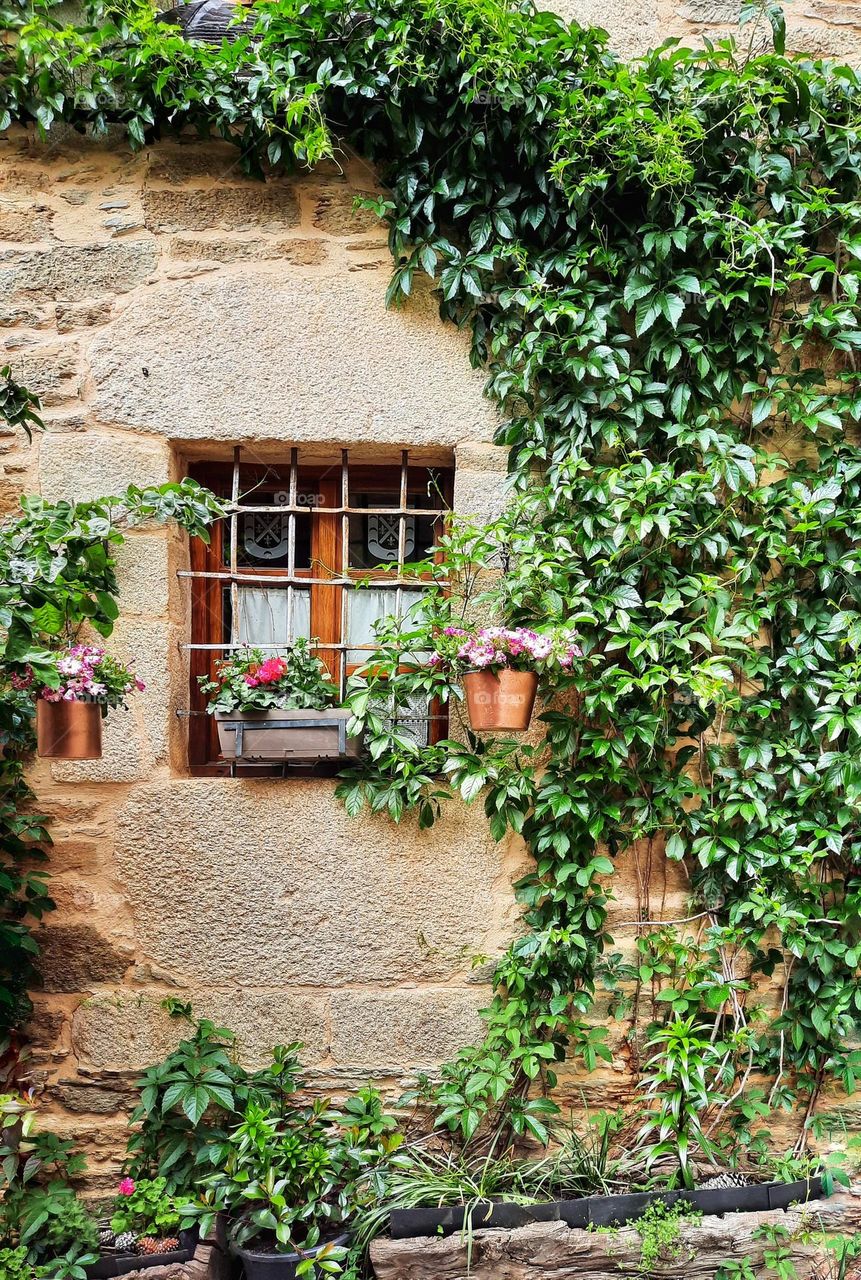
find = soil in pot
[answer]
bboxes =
[236,1231,350,1280]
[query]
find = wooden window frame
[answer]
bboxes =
[183,448,452,774]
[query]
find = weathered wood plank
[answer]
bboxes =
[370,1193,861,1279]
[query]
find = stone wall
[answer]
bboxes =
[0,126,528,1185]
[3,0,861,1189]
[558,0,861,59]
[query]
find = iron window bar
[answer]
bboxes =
[181,444,449,709]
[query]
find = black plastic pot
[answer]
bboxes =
[85,1227,199,1279]
[388,1178,827,1240]
[767,1176,823,1210]
[389,1200,562,1239]
[236,1232,350,1280]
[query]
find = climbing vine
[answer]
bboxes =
[4,0,861,1159]
[0,460,223,1074]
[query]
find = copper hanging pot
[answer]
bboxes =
[463,669,538,733]
[36,699,103,759]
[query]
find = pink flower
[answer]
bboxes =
[244,675,259,687]
[118,1178,135,1197]
[256,656,289,684]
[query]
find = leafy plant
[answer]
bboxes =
[108,1177,183,1237]
[0,367,41,443]
[633,1199,700,1274]
[198,642,337,713]
[182,1080,398,1273]
[636,1018,723,1188]
[0,474,223,1053]
[0,1095,97,1270]
[125,1015,252,1192]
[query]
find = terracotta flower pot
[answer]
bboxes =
[36,698,103,759]
[463,669,538,733]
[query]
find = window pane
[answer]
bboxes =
[224,586,311,647]
[348,501,442,569]
[223,500,312,568]
[369,689,430,749]
[345,588,424,664]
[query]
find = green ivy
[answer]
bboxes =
[4,0,861,1153]
[0,417,224,1067]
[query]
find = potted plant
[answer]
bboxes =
[182,1085,396,1280]
[26,645,145,760]
[199,642,362,764]
[431,625,582,732]
[85,1177,198,1277]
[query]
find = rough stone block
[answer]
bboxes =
[88,273,499,444]
[168,234,329,266]
[36,924,134,993]
[147,141,248,185]
[0,199,52,241]
[312,188,384,237]
[52,1083,133,1114]
[38,431,170,502]
[7,341,79,405]
[675,0,739,20]
[329,989,485,1068]
[72,989,330,1070]
[0,241,157,302]
[453,443,510,524]
[113,534,171,617]
[549,0,661,55]
[113,780,515,989]
[55,300,112,332]
[142,186,300,233]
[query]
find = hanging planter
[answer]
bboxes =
[30,645,145,761]
[36,697,102,760]
[431,625,582,735]
[463,668,539,733]
[200,643,362,765]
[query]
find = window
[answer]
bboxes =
[184,448,453,772]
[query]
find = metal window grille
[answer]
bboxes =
[179,446,450,708]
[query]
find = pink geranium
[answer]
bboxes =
[118,1177,135,1197]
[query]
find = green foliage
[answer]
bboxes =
[109,1177,182,1237]
[198,642,338,713]
[636,1018,724,1189]
[178,1047,399,1272]
[0,473,224,1052]
[3,0,861,1164]
[633,1199,699,1274]
[126,1015,257,1191]
[0,369,41,444]
[0,1095,98,1272]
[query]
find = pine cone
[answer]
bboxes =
[157,1237,181,1253]
[97,1227,116,1248]
[114,1231,139,1254]
[137,1238,161,1256]
[698,1171,752,1189]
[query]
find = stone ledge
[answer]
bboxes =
[369,1192,861,1279]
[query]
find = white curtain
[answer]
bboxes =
[346,589,424,664]
[235,587,311,648]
